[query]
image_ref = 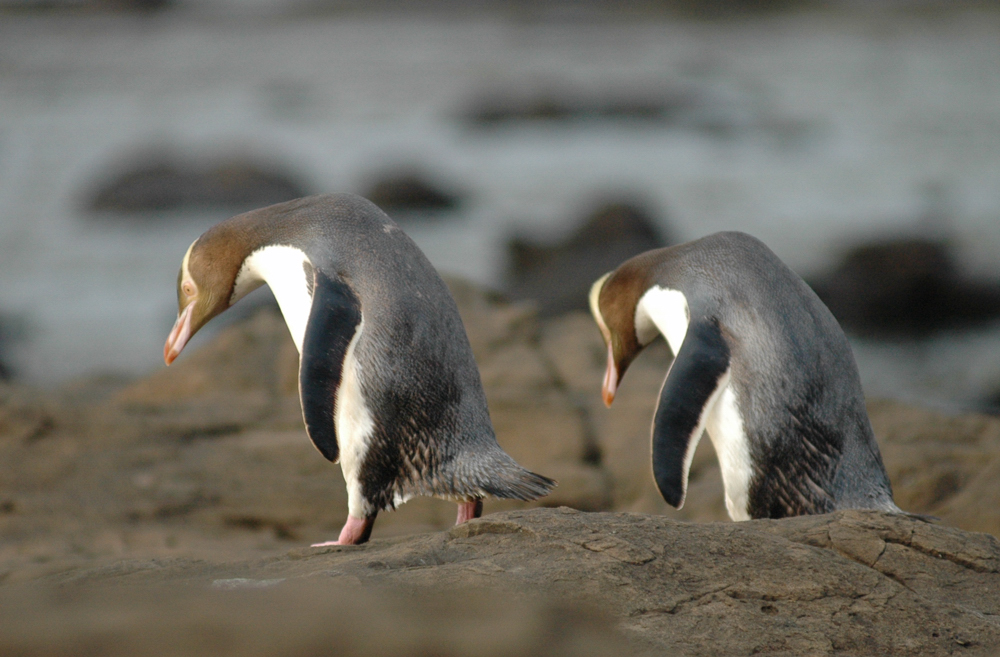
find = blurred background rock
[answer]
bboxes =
[0,0,998,416]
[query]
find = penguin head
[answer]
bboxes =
[164,227,252,365]
[589,269,644,407]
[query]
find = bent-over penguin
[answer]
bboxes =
[589,231,897,520]
[164,193,555,545]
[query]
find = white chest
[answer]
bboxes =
[234,244,314,354]
[635,286,690,353]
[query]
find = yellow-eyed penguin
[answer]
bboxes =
[589,231,898,520]
[164,193,555,545]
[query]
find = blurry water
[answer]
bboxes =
[1,8,999,411]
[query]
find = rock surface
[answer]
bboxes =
[6,509,1000,656]
[4,277,1000,654]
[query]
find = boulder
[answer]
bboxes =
[6,277,1000,569]
[7,509,998,656]
[86,154,307,215]
[8,276,1000,578]
[360,168,463,216]
[811,237,1000,337]
[0,578,619,657]
[506,199,669,316]
[870,398,1000,537]
[6,276,1000,652]
[115,308,303,435]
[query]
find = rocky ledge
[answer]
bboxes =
[3,278,1000,654]
[3,509,999,656]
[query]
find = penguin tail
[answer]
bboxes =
[488,467,558,502]
[467,453,557,502]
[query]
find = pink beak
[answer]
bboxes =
[164,304,194,366]
[602,343,618,407]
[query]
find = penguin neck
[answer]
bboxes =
[233,244,314,353]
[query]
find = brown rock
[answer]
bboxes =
[540,313,727,520]
[0,384,56,443]
[0,579,620,657]
[443,276,538,356]
[536,312,605,399]
[445,278,611,510]
[33,279,997,552]
[471,314,609,511]
[115,308,302,434]
[17,508,1000,657]
[870,398,1000,536]
[6,276,1000,654]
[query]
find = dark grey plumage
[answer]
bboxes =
[262,194,554,511]
[592,231,897,519]
[167,193,553,544]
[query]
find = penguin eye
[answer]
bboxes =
[182,281,196,297]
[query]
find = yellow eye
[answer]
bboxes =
[182,282,196,297]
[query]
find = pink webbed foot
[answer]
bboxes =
[455,498,483,525]
[311,514,376,547]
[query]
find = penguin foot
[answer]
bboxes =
[312,514,376,546]
[455,498,483,525]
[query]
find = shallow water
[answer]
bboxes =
[0,7,998,411]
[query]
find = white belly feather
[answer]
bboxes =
[336,319,379,517]
[636,286,753,520]
[704,381,751,521]
[234,244,377,514]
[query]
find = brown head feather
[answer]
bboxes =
[590,249,667,396]
[165,211,275,364]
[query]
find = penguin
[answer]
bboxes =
[163,193,555,545]
[588,231,898,520]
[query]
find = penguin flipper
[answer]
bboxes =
[651,316,731,508]
[299,269,362,463]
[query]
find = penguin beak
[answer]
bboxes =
[602,343,618,407]
[164,303,194,366]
